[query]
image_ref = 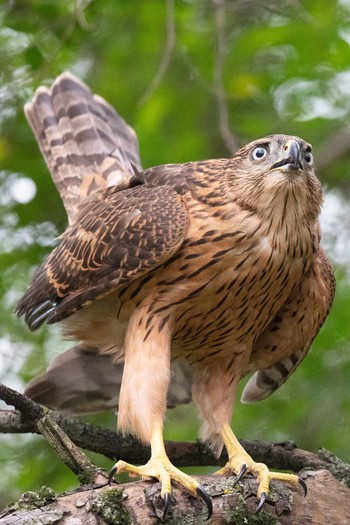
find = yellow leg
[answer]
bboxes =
[109,423,212,519]
[215,424,305,509]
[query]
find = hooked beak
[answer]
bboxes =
[270,140,303,173]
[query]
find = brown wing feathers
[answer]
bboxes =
[16,184,189,329]
[24,72,141,223]
[17,72,167,329]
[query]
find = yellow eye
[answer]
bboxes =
[252,146,268,161]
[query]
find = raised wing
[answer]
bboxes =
[25,72,141,223]
[241,247,335,403]
[16,184,189,329]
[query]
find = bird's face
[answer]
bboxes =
[228,134,323,220]
[245,134,314,180]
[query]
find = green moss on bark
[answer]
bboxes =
[4,485,56,512]
[92,488,131,525]
[223,496,280,525]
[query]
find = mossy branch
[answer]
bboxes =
[1,384,350,488]
[1,470,349,525]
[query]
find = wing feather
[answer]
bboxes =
[16,184,189,328]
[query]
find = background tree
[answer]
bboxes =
[0,0,350,510]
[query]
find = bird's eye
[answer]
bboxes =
[304,150,313,164]
[252,146,268,161]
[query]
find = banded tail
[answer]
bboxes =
[25,72,141,223]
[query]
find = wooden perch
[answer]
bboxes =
[1,470,350,524]
[1,403,350,485]
[1,383,350,524]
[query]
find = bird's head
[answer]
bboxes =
[227,134,323,221]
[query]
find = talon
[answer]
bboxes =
[256,491,267,513]
[196,485,213,520]
[298,477,307,497]
[108,464,118,485]
[234,463,248,485]
[162,492,172,519]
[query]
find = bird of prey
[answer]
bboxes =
[17,72,335,517]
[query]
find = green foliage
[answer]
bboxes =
[1,0,350,510]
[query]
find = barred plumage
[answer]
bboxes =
[24,72,141,223]
[17,73,335,514]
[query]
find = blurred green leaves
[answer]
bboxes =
[1,0,350,509]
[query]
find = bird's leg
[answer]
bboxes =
[192,357,305,512]
[109,309,212,518]
[110,422,212,518]
[215,423,305,510]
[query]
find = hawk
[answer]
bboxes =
[17,73,335,517]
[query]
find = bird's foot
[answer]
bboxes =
[215,424,306,512]
[215,458,306,511]
[109,455,212,520]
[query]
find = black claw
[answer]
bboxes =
[256,491,267,513]
[108,465,118,485]
[162,492,172,520]
[298,477,307,497]
[234,463,248,486]
[196,485,213,520]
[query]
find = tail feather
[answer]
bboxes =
[241,351,303,403]
[24,346,193,414]
[25,72,141,223]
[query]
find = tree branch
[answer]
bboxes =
[213,0,240,154]
[1,470,349,524]
[315,128,350,173]
[138,0,176,106]
[2,384,350,523]
[1,383,350,487]
[0,384,98,484]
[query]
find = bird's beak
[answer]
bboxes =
[270,140,303,173]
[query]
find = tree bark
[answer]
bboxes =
[2,407,350,482]
[1,385,350,524]
[1,469,349,524]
